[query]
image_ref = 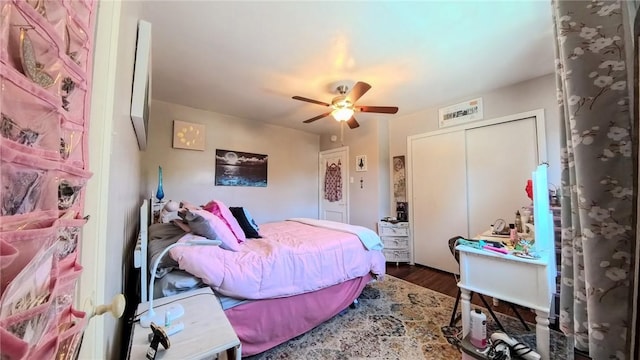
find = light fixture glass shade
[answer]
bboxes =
[332,108,354,122]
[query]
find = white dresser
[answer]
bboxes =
[377,221,412,265]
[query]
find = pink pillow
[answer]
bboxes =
[191,209,241,251]
[202,200,246,243]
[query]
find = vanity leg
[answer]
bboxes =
[460,288,472,338]
[534,309,550,360]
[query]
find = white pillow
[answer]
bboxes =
[160,210,181,223]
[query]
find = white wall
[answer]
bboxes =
[142,100,320,223]
[80,1,143,358]
[389,74,561,185]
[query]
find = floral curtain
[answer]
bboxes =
[552,0,637,358]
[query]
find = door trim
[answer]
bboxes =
[319,146,349,223]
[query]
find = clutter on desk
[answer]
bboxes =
[513,238,540,259]
[491,219,509,236]
[483,245,509,254]
[508,224,517,246]
[520,208,532,233]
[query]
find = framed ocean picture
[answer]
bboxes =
[215,149,268,187]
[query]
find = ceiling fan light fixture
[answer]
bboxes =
[292,81,397,128]
[332,107,354,122]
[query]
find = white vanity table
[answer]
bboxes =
[456,244,555,359]
[456,164,556,360]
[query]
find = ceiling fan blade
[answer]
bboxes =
[346,82,371,103]
[292,96,331,107]
[356,105,399,114]
[346,116,360,129]
[303,111,332,123]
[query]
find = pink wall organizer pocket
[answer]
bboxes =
[59,118,85,167]
[0,326,29,360]
[0,210,60,232]
[54,262,82,313]
[1,72,61,159]
[0,218,57,291]
[62,0,92,31]
[57,164,90,212]
[1,144,59,216]
[54,305,86,360]
[17,0,68,47]
[28,330,59,360]
[0,243,57,317]
[0,297,58,354]
[57,65,86,122]
[0,239,19,271]
[12,0,89,76]
[0,245,58,353]
[61,14,89,72]
[55,217,86,268]
[3,6,63,91]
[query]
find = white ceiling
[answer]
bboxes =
[140,1,555,135]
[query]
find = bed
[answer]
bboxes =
[133,199,386,357]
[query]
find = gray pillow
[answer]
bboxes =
[182,210,218,240]
[148,223,186,278]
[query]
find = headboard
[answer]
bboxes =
[133,199,151,302]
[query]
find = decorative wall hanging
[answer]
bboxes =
[324,160,342,202]
[438,97,483,128]
[172,120,205,151]
[393,155,406,203]
[355,155,367,172]
[215,149,268,187]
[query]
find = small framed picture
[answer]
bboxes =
[355,155,367,172]
[173,120,206,151]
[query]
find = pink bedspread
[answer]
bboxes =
[226,274,373,356]
[170,220,385,299]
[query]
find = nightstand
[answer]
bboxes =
[377,221,412,266]
[128,287,241,359]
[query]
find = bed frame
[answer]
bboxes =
[133,198,151,302]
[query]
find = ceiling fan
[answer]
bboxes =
[292,81,399,129]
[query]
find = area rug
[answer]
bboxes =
[245,275,570,360]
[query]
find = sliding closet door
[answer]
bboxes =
[411,130,466,274]
[465,117,538,238]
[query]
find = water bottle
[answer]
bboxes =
[470,309,487,348]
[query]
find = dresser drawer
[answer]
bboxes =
[378,224,409,237]
[382,237,409,249]
[383,249,410,263]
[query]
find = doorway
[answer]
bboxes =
[319,147,349,223]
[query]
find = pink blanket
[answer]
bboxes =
[170,220,385,299]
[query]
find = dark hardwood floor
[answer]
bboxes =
[386,263,591,360]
